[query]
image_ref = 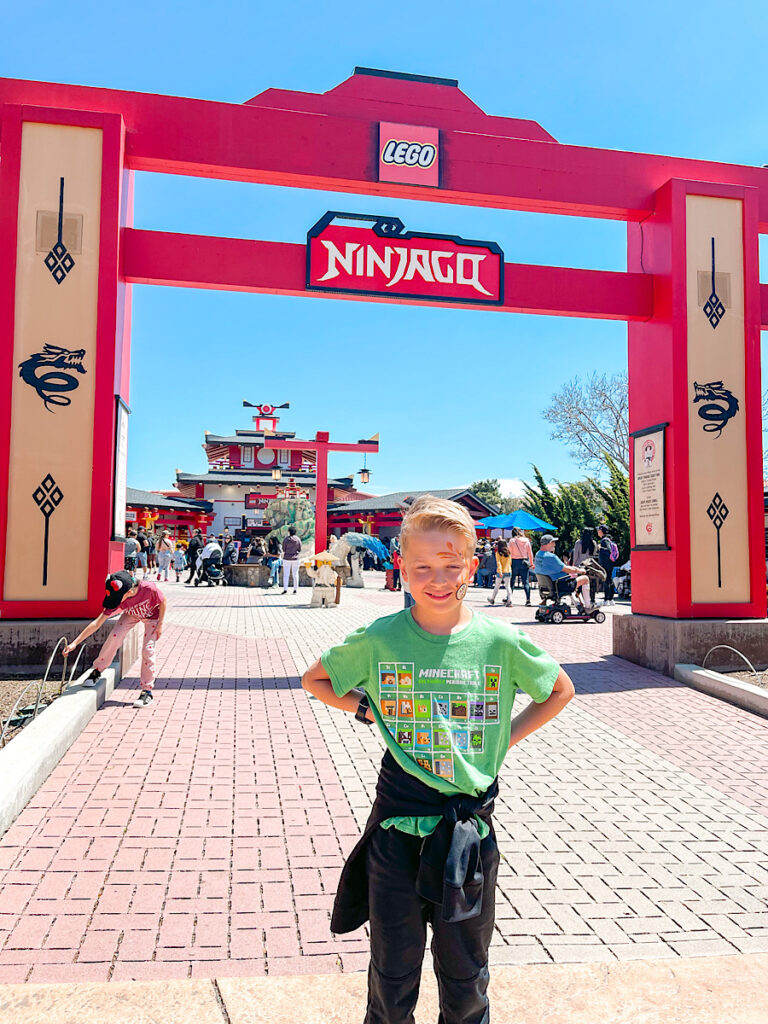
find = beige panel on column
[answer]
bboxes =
[686,195,749,603]
[4,123,102,600]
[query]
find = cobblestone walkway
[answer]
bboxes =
[0,579,765,983]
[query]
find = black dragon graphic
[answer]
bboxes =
[19,344,87,412]
[692,380,739,437]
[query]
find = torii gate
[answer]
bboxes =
[268,430,380,553]
[0,68,764,671]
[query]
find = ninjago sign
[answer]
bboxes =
[306,213,504,305]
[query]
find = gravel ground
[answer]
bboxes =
[0,675,65,746]
[722,668,768,691]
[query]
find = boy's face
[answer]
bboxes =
[400,529,478,613]
[118,584,139,606]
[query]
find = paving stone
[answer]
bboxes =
[0,580,764,982]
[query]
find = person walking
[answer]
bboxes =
[124,529,139,573]
[572,527,598,604]
[488,538,513,606]
[172,543,187,582]
[222,535,237,566]
[155,530,174,582]
[281,526,302,594]
[186,529,204,583]
[136,528,149,578]
[508,528,534,606]
[478,543,496,589]
[571,527,596,567]
[146,531,157,574]
[62,570,167,709]
[597,524,616,604]
[390,536,402,591]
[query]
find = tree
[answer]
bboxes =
[543,372,629,475]
[594,456,631,564]
[470,479,502,512]
[521,466,601,558]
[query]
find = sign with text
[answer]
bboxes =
[245,493,270,509]
[378,122,439,187]
[307,213,503,305]
[632,425,667,548]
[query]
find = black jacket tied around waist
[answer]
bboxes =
[330,749,499,934]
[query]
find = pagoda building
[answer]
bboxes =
[174,404,371,537]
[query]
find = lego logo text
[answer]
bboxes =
[381,140,437,168]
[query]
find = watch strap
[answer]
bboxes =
[355,695,373,725]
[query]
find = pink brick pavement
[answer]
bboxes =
[0,580,765,982]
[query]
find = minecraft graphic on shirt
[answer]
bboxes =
[397,664,414,689]
[380,664,397,688]
[376,660,504,780]
[484,666,501,692]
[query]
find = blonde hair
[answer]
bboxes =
[400,495,477,557]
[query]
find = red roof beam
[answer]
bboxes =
[122,228,654,323]
[2,77,768,225]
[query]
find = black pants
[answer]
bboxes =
[601,563,615,601]
[510,559,530,600]
[365,825,499,1024]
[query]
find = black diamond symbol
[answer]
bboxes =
[707,492,730,530]
[50,487,63,505]
[33,486,46,505]
[42,474,55,491]
[44,245,75,284]
[40,499,54,516]
[703,292,726,329]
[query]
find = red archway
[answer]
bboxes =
[0,68,764,651]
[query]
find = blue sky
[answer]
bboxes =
[3,1,767,496]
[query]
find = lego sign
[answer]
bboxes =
[245,493,270,509]
[306,213,504,305]
[378,122,439,187]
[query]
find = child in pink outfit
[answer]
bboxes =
[63,570,167,709]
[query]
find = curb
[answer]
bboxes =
[0,664,118,839]
[1,953,768,1024]
[674,662,768,718]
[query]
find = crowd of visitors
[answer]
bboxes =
[122,520,622,605]
[473,523,619,608]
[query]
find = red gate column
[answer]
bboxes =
[0,106,130,620]
[617,179,766,672]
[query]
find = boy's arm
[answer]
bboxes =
[507,666,574,751]
[63,612,110,656]
[301,658,374,723]
[155,597,167,638]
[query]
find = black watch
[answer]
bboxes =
[355,694,373,725]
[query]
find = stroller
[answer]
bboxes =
[534,570,606,624]
[195,551,227,587]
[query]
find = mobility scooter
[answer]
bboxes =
[534,573,606,624]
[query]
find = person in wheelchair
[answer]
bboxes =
[534,534,594,611]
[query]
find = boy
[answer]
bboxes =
[172,543,187,582]
[62,570,167,709]
[302,496,574,1024]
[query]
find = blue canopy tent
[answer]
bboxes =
[476,510,555,532]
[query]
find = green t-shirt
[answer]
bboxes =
[321,609,560,836]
